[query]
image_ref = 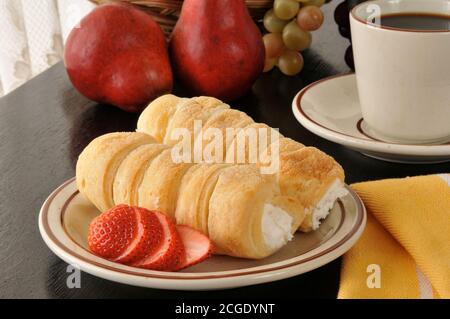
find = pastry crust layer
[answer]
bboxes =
[76,132,155,212]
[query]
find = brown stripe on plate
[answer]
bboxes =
[41,177,364,280]
[60,191,347,269]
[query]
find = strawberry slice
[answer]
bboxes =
[88,206,211,272]
[88,204,139,260]
[132,212,185,271]
[174,225,213,271]
[113,207,164,264]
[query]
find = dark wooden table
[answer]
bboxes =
[0,2,448,299]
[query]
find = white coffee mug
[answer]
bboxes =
[350,0,450,144]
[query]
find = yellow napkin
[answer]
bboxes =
[338,174,450,299]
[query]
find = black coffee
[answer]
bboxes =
[380,13,450,31]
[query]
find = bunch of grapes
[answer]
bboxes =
[262,0,326,76]
[334,0,368,70]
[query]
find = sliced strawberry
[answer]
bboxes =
[113,207,164,264]
[88,204,138,260]
[132,212,185,271]
[174,225,213,271]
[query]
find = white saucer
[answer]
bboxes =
[292,73,450,164]
[39,178,366,291]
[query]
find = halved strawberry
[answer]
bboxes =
[174,225,213,271]
[88,204,138,260]
[132,212,185,271]
[113,207,164,264]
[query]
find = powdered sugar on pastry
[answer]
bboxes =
[262,204,294,250]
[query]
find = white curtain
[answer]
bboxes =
[0,0,95,97]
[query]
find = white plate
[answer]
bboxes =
[292,73,450,164]
[39,178,366,291]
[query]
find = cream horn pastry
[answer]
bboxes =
[138,95,347,232]
[76,133,304,259]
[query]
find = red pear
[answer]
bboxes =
[64,3,173,113]
[170,0,265,101]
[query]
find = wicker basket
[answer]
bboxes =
[90,0,273,37]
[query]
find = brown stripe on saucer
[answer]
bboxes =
[296,74,450,147]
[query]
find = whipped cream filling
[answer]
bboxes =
[262,203,294,250]
[311,179,348,230]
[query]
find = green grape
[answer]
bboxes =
[304,0,325,7]
[297,5,324,31]
[263,9,289,33]
[263,58,278,72]
[278,50,304,76]
[282,21,312,51]
[273,0,300,20]
[263,33,285,59]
